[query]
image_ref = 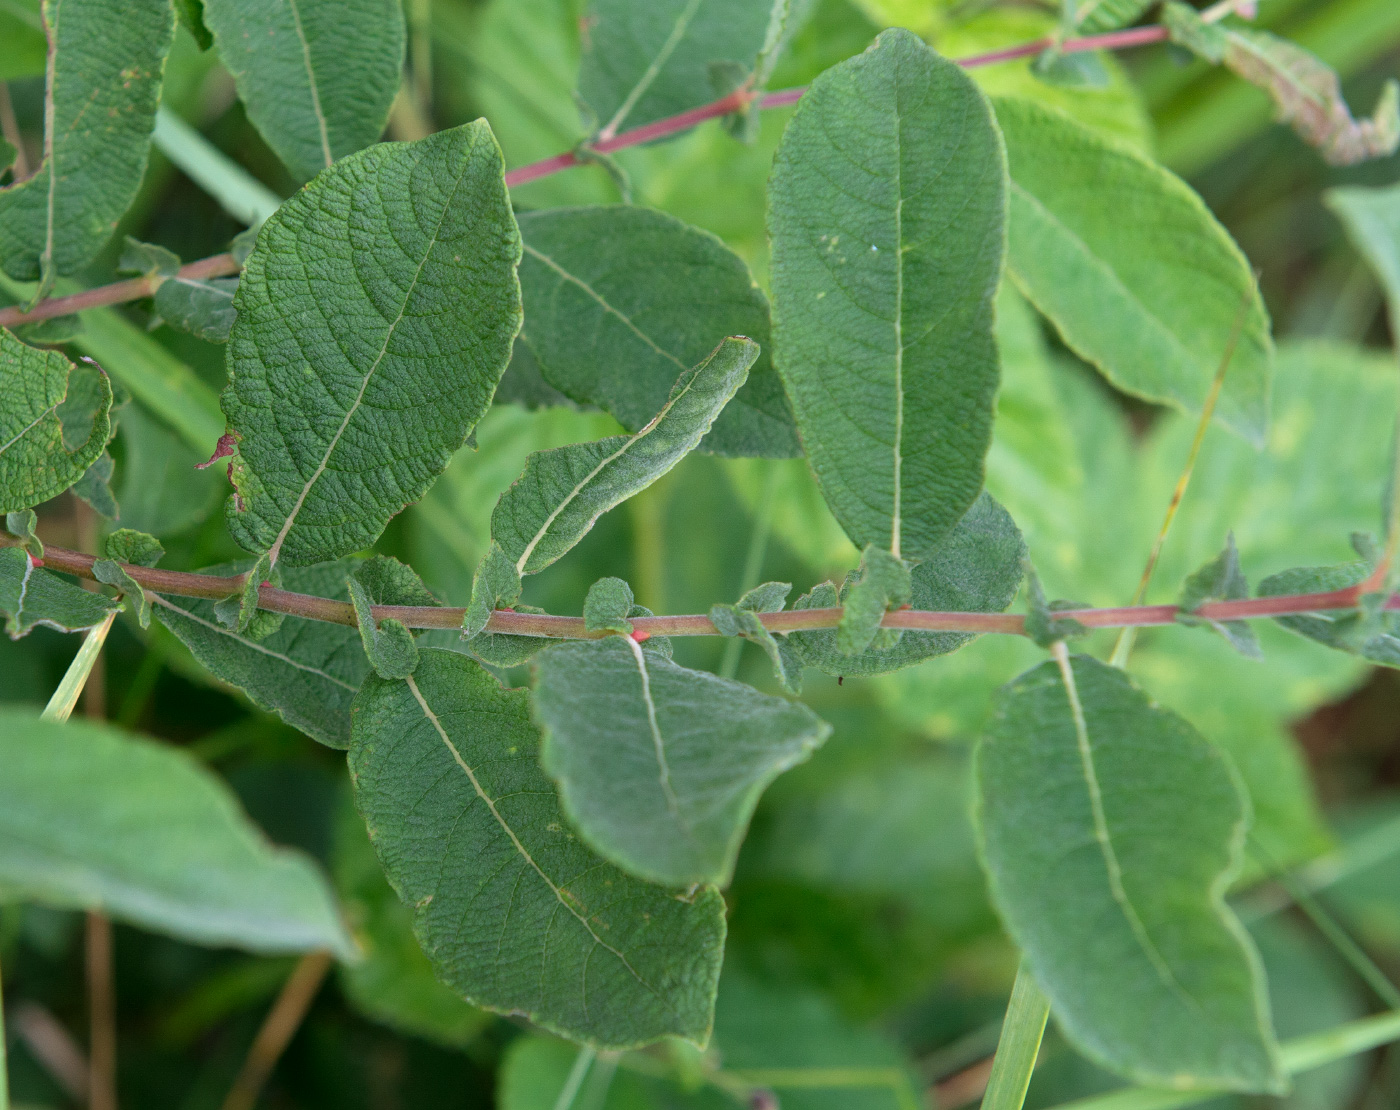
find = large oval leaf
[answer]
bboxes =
[221,121,523,567]
[768,28,1006,561]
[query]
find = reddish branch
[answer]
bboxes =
[0,24,1171,329]
[9,537,1396,642]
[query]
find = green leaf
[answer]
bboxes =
[491,337,757,575]
[579,0,780,136]
[91,528,163,629]
[1221,30,1399,167]
[0,546,121,638]
[174,0,213,50]
[0,332,113,513]
[583,575,635,634]
[462,542,522,640]
[1023,564,1089,648]
[349,648,726,1048]
[213,550,273,634]
[0,707,353,955]
[1326,181,1400,322]
[517,205,797,457]
[1257,561,1399,669]
[974,654,1285,1093]
[792,492,1026,677]
[0,2,46,81]
[152,560,370,748]
[709,580,801,693]
[0,0,175,283]
[71,450,117,519]
[1073,0,1153,33]
[346,554,438,679]
[202,0,405,181]
[1178,533,1261,660]
[768,28,1006,560]
[534,636,830,886]
[332,795,488,1047]
[221,121,523,567]
[836,546,911,657]
[1162,2,1227,64]
[154,275,239,342]
[996,96,1273,444]
[5,508,41,558]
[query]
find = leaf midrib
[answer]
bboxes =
[600,0,705,137]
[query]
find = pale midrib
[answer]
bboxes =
[1052,645,1196,1006]
[405,674,659,996]
[40,0,59,278]
[601,0,706,138]
[513,369,693,574]
[151,594,358,691]
[0,401,59,457]
[267,165,465,565]
[625,636,683,824]
[286,0,333,168]
[13,552,33,625]
[521,243,685,372]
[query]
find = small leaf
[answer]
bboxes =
[516,205,797,457]
[91,528,164,629]
[0,546,121,639]
[462,542,522,640]
[769,29,1006,560]
[492,337,757,576]
[0,333,114,513]
[152,560,369,748]
[214,551,273,634]
[202,0,405,181]
[118,236,181,280]
[836,546,911,657]
[996,96,1272,444]
[1178,533,1261,660]
[974,655,1286,1092]
[1162,1,1227,64]
[346,555,439,679]
[1023,563,1087,648]
[535,636,830,886]
[1222,31,1399,167]
[709,581,799,693]
[221,121,523,568]
[579,0,781,136]
[349,649,726,1048]
[791,493,1027,677]
[0,0,176,282]
[0,707,354,957]
[1257,561,1399,669]
[583,576,635,634]
[154,275,239,342]
[5,509,41,558]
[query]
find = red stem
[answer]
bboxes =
[0,254,240,329]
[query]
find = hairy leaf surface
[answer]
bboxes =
[793,493,1025,677]
[152,561,369,748]
[0,546,121,639]
[221,122,523,567]
[579,0,778,136]
[1258,562,1400,669]
[349,649,726,1048]
[492,337,756,575]
[0,0,175,282]
[997,97,1272,443]
[768,29,1006,560]
[974,655,1284,1092]
[0,708,353,957]
[517,206,796,457]
[0,333,113,513]
[534,636,830,886]
[202,0,405,181]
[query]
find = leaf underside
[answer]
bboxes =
[0,546,121,639]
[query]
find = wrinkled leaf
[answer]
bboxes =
[974,655,1285,1092]
[1178,533,1261,660]
[221,122,523,567]
[517,205,796,457]
[836,546,910,656]
[91,528,163,629]
[0,707,354,957]
[0,546,121,639]
[202,0,405,181]
[492,337,756,575]
[710,580,800,693]
[583,575,635,634]
[349,649,726,1048]
[769,29,1005,559]
[0,0,175,283]
[347,555,437,679]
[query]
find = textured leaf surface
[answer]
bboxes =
[1258,562,1400,669]
[346,555,438,679]
[0,332,112,513]
[974,655,1284,1092]
[202,0,405,181]
[152,561,369,748]
[0,546,121,639]
[997,96,1272,444]
[768,29,1005,560]
[0,0,175,281]
[349,649,726,1048]
[221,122,523,567]
[835,546,910,657]
[535,636,830,886]
[492,337,756,575]
[579,0,778,136]
[0,708,353,957]
[92,528,163,629]
[154,275,239,342]
[793,493,1025,677]
[517,205,796,457]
